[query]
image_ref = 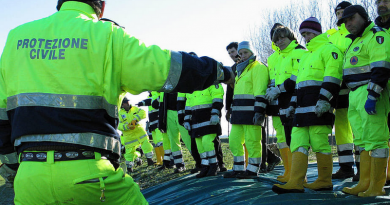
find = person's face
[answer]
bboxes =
[336,9,345,20]
[301,32,317,43]
[238,49,253,62]
[275,36,292,50]
[122,102,130,111]
[227,47,239,62]
[376,0,390,17]
[344,13,366,35]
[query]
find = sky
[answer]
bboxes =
[0,0,299,136]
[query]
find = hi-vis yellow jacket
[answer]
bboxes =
[118,107,147,144]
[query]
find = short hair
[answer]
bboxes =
[272,27,297,43]
[57,0,104,17]
[226,42,238,51]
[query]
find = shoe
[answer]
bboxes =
[158,160,175,170]
[223,171,243,178]
[342,150,370,196]
[147,158,155,166]
[207,164,219,176]
[127,167,133,173]
[236,171,258,179]
[190,166,202,174]
[174,166,186,173]
[267,157,281,172]
[259,164,267,173]
[196,166,210,178]
[303,153,333,191]
[135,158,143,167]
[332,168,354,179]
[358,156,387,197]
[219,164,228,172]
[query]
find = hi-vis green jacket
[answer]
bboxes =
[342,22,390,99]
[274,40,305,123]
[266,43,280,116]
[137,91,160,131]
[184,84,224,138]
[0,1,229,163]
[231,59,269,125]
[326,23,352,109]
[291,33,343,127]
[118,107,147,140]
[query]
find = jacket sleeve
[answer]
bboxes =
[318,46,343,103]
[177,93,186,125]
[253,63,269,114]
[279,48,305,93]
[367,31,390,98]
[134,107,146,121]
[210,84,224,117]
[116,28,230,95]
[138,98,152,106]
[184,95,192,124]
[118,113,129,131]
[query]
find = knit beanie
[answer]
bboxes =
[299,17,322,35]
[237,41,254,54]
[335,1,352,13]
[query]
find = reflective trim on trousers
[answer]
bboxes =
[339,155,354,163]
[192,121,211,129]
[202,159,209,165]
[246,164,260,173]
[158,51,182,92]
[172,150,183,157]
[297,80,322,88]
[232,106,254,111]
[234,156,245,162]
[174,158,183,164]
[145,152,153,159]
[7,93,118,118]
[277,142,288,149]
[295,147,308,155]
[14,133,120,154]
[233,165,245,171]
[0,108,8,120]
[338,143,354,152]
[200,152,207,159]
[209,157,217,164]
[295,106,334,114]
[248,157,261,164]
[371,148,389,158]
[164,155,171,161]
[164,149,172,155]
[233,94,254,100]
[206,150,216,157]
[0,152,18,164]
[343,65,370,76]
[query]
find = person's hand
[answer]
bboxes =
[314,99,331,117]
[286,106,295,118]
[136,102,144,107]
[265,86,281,101]
[210,115,220,125]
[365,95,377,115]
[253,113,265,126]
[184,122,191,131]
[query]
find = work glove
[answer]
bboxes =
[253,113,265,126]
[265,86,281,102]
[286,106,295,119]
[314,99,331,117]
[365,95,377,115]
[136,101,144,107]
[126,119,137,130]
[0,164,17,188]
[210,115,220,125]
[183,122,191,131]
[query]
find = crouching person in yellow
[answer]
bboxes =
[184,84,224,178]
[272,17,343,194]
[338,5,390,197]
[119,97,154,172]
[223,41,269,179]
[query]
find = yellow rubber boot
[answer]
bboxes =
[277,147,292,183]
[342,150,371,195]
[154,146,164,166]
[244,143,249,168]
[272,152,308,194]
[386,142,390,183]
[358,156,387,197]
[303,153,333,191]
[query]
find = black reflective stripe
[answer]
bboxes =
[159,51,182,92]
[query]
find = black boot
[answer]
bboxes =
[219,164,227,172]
[127,167,133,173]
[332,164,354,179]
[236,170,258,179]
[159,160,174,170]
[267,149,281,172]
[147,158,155,166]
[135,158,143,167]
[223,171,243,178]
[190,164,202,174]
[196,165,210,178]
[207,163,219,176]
[259,163,267,173]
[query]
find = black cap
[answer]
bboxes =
[335,1,352,13]
[270,23,283,40]
[337,5,369,26]
[122,97,130,103]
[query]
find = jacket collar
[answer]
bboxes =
[59,1,98,20]
[306,33,328,52]
[281,40,298,54]
[375,16,390,30]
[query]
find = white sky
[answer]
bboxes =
[0,0,304,136]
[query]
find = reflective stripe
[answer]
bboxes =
[177,97,186,101]
[200,152,207,158]
[202,159,209,165]
[158,51,182,92]
[291,96,297,102]
[0,108,8,120]
[246,164,260,173]
[295,106,334,114]
[234,156,245,162]
[140,134,148,140]
[248,157,261,164]
[125,139,138,145]
[339,155,355,163]
[208,157,217,164]
[339,89,350,95]
[145,152,153,159]
[270,99,278,106]
[233,94,254,100]
[346,80,370,89]
[206,150,216,157]
[323,76,341,85]
[164,156,171,161]
[192,104,212,110]
[295,147,308,155]
[185,106,191,111]
[135,115,141,121]
[212,98,223,103]
[255,102,267,108]
[164,149,172,154]
[174,158,183,164]
[279,84,286,92]
[156,142,163,147]
[232,106,254,111]
[211,109,220,115]
[337,143,354,152]
[371,148,389,158]
[7,93,118,118]
[122,124,128,131]
[279,109,288,115]
[297,80,322,88]
[150,120,158,125]
[371,61,390,69]
[367,82,383,94]
[290,75,297,81]
[0,152,18,164]
[172,150,183,157]
[270,79,275,87]
[343,65,370,76]
[178,110,185,114]
[277,142,288,149]
[184,115,192,120]
[14,133,121,154]
[233,165,245,171]
[192,121,211,129]
[148,109,159,114]
[320,88,333,101]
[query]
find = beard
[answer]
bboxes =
[378,6,390,16]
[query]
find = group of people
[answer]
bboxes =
[1,0,390,204]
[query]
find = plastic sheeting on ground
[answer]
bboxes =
[142,162,390,205]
